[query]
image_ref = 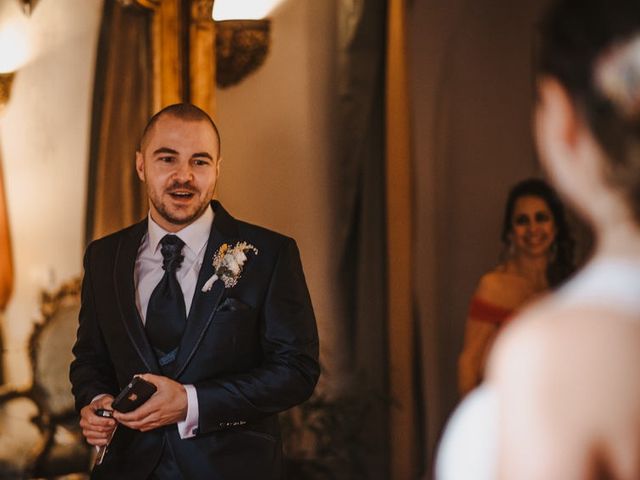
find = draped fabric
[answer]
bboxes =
[85,0,152,242]
[335,1,390,478]
[335,1,421,477]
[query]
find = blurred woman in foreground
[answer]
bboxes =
[458,178,574,396]
[437,0,640,478]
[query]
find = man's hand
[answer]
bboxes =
[112,374,187,432]
[79,395,116,446]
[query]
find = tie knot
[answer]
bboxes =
[159,235,185,272]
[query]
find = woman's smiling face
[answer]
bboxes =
[510,195,557,258]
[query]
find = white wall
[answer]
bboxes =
[215,0,344,389]
[0,0,102,385]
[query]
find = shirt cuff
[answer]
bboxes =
[91,393,108,404]
[91,394,109,452]
[177,384,199,439]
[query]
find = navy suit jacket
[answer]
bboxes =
[70,201,320,479]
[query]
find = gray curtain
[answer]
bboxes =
[85,0,152,243]
[335,1,389,478]
[408,1,552,477]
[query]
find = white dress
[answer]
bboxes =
[435,258,640,480]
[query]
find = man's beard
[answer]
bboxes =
[150,181,212,227]
[154,200,209,226]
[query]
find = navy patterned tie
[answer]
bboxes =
[145,234,186,365]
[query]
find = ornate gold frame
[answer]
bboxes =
[0,277,87,477]
[117,0,216,115]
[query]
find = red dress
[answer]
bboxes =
[468,297,514,326]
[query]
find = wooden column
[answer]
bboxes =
[189,0,216,115]
[385,0,416,478]
[149,0,184,109]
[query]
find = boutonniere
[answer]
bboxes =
[201,241,258,292]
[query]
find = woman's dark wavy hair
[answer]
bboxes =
[538,0,640,222]
[501,178,575,288]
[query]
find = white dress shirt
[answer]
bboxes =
[133,204,214,438]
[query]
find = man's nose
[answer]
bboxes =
[173,161,194,181]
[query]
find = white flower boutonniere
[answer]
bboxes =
[201,241,258,292]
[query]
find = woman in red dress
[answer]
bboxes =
[458,178,575,396]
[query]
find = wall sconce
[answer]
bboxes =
[212,0,282,88]
[0,73,15,112]
[215,19,271,88]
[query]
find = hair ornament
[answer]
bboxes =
[595,33,640,118]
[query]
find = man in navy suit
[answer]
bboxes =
[70,103,320,479]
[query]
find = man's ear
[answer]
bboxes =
[216,155,222,177]
[135,151,145,182]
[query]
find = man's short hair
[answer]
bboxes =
[139,103,221,157]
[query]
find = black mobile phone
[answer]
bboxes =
[111,376,157,413]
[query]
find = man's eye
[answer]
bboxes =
[194,159,210,166]
[159,156,174,163]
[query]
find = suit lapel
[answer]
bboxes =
[173,201,239,378]
[113,219,161,374]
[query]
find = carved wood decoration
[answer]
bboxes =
[0,277,87,476]
[215,19,269,88]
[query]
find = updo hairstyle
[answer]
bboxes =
[538,0,640,221]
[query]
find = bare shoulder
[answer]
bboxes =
[474,268,535,309]
[489,303,640,439]
[487,305,640,477]
[490,302,640,382]
[485,302,555,386]
[494,301,640,362]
